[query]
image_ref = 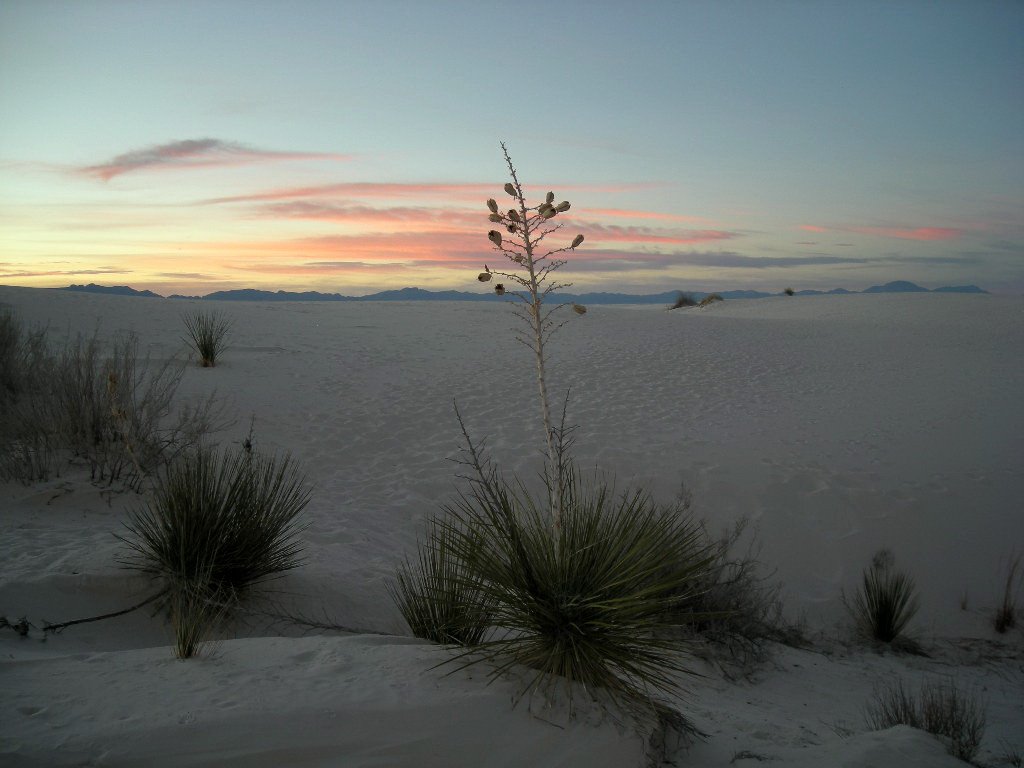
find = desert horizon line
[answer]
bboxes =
[3,279,994,303]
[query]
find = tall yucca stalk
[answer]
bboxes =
[478,143,586,539]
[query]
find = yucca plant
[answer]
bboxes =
[479,144,587,537]
[183,309,232,367]
[847,549,919,645]
[994,553,1021,633]
[428,430,715,717]
[388,516,494,646]
[120,444,311,617]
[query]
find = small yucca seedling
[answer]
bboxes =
[183,310,232,367]
[479,143,587,537]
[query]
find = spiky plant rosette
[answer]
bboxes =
[120,445,311,600]
[389,515,495,646]
[183,310,232,367]
[850,552,919,643]
[437,464,716,714]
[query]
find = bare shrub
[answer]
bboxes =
[784,287,795,296]
[865,677,987,762]
[53,332,223,488]
[671,515,799,670]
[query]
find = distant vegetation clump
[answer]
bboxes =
[698,293,723,308]
[668,293,698,310]
[784,287,795,296]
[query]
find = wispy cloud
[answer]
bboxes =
[199,181,661,206]
[0,266,128,278]
[800,223,963,242]
[581,208,716,224]
[577,223,736,246]
[80,139,348,181]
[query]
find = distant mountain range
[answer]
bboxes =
[57,281,989,303]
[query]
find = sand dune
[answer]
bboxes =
[2,286,1022,766]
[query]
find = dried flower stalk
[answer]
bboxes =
[479,142,586,539]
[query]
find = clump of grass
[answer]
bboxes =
[183,310,232,367]
[53,332,222,488]
[668,293,697,310]
[865,677,987,762]
[120,444,311,652]
[670,515,800,670]
[0,310,58,483]
[783,287,795,296]
[389,515,493,646]
[698,293,723,308]
[994,553,1021,634]
[846,549,920,648]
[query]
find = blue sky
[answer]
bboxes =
[1,0,1021,295]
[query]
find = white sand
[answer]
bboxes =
[2,286,1022,766]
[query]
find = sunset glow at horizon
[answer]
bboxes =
[2,1,1022,296]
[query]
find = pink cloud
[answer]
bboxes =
[80,139,348,181]
[799,224,828,233]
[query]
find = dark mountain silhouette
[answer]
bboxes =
[61,283,161,298]
[931,285,987,294]
[862,280,929,293]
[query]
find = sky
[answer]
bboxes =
[1,0,1022,297]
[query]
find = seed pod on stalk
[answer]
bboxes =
[487,199,499,213]
[571,234,584,248]
[488,230,503,247]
